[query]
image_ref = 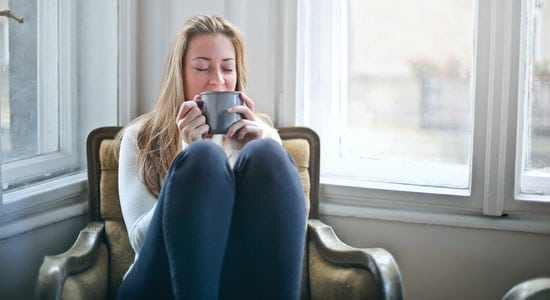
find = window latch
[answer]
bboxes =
[0,9,24,24]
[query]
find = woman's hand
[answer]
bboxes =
[176,95,209,144]
[226,92,264,149]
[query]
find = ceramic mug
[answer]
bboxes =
[197,91,242,134]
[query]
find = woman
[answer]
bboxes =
[116,14,306,299]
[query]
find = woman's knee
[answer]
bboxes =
[238,139,291,166]
[233,139,299,186]
[173,141,227,166]
[168,141,231,181]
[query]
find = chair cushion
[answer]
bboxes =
[99,140,134,298]
[282,138,311,216]
[100,140,123,220]
[104,220,134,299]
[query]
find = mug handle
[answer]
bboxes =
[195,100,205,113]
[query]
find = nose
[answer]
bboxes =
[208,69,226,90]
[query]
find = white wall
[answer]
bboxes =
[324,215,550,300]
[130,1,550,300]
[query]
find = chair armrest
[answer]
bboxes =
[35,222,105,300]
[502,278,550,300]
[308,219,404,300]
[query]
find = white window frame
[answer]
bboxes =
[289,0,550,232]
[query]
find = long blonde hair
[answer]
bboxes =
[118,15,247,197]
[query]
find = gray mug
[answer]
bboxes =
[197,91,243,134]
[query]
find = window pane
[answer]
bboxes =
[343,0,475,189]
[529,0,550,171]
[522,0,550,195]
[1,0,42,163]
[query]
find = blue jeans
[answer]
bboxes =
[117,139,306,300]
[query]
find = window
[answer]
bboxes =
[297,0,550,216]
[0,0,119,224]
[1,0,76,199]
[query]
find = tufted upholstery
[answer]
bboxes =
[97,140,132,299]
[35,126,404,300]
[284,138,312,216]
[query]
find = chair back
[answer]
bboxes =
[86,126,320,298]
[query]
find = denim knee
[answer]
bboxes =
[172,140,227,167]
[236,139,292,168]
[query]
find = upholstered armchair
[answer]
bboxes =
[502,278,550,300]
[35,126,404,300]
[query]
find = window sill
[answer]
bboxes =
[0,172,88,240]
[2,171,87,205]
[320,197,550,235]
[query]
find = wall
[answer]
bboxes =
[323,214,550,300]
[0,215,87,300]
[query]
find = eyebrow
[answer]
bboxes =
[192,57,235,62]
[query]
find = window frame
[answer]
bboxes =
[292,0,550,224]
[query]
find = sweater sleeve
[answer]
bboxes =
[118,123,157,256]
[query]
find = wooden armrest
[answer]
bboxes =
[35,222,105,300]
[502,278,550,300]
[308,219,404,300]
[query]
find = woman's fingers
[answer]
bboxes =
[176,92,268,144]
[227,92,255,121]
[239,92,255,111]
[176,99,208,143]
[226,119,263,140]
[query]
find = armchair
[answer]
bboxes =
[502,278,550,300]
[35,126,404,300]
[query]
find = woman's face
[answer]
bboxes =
[183,33,237,100]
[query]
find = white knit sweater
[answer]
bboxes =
[118,120,281,277]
